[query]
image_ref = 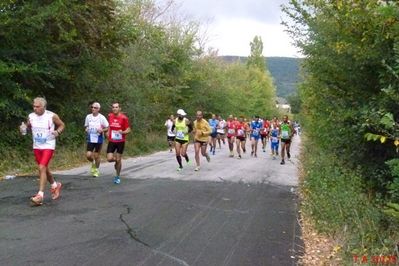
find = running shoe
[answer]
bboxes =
[90,163,96,175]
[238,155,242,159]
[205,154,211,162]
[30,194,43,206]
[251,151,254,156]
[93,168,100,177]
[194,167,200,171]
[113,176,121,184]
[51,182,62,200]
[177,167,183,172]
[212,150,215,155]
[254,154,257,158]
[280,160,285,165]
[243,148,246,153]
[287,151,291,159]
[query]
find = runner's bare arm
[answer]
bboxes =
[122,127,131,135]
[186,120,193,133]
[53,114,65,136]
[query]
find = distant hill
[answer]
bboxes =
[220,56,302,98]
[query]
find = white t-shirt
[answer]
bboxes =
[84,113,109,143]
[164,119,175,137]
[217,120,226,134]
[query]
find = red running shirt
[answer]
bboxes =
[226,120,237,137]
[236,122,246,137]
[108,113,130,142]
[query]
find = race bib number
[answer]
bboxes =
[111,130,122,140]
[90,133,99,143]
[228,129,235,135]
[89,127,99,143]
[237,129,244,136]
[34,133,47,144]
[252,129,259,136]
[176,131,185,139]
[271,136,278,143]
[33,129,48,144]
[282,130,289,139]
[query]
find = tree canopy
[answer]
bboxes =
[0,0,278,174]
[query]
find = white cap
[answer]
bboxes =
[177,109,186,116]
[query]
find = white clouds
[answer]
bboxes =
[206,18,299,57]
[156,0,300,57]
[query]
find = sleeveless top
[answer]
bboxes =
[175,118,189,141]
[29,110,56,150]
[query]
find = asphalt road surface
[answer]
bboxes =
[0,136,303,266]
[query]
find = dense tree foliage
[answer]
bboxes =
[0,0,277,174]
[284,0,399,259]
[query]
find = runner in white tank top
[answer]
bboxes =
[21,97,65,206]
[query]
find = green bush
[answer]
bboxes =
[301,138,398,260]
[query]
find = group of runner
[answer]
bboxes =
[165,109,296,172]
[20,98,131,206]
[20,98,295,207]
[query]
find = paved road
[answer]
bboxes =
[0,136,303,266]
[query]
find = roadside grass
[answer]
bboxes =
[1,132,168,178]
[300,135,399,264]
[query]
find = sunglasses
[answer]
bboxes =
[91,106,99,109]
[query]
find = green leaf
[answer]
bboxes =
[380,113,395,130]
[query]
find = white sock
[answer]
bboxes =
[38,191,44,197]
[51,182,58,189]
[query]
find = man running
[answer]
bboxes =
[84,102,109,177]
[164,115,175,152]
[106,102,131,184]
[270,121,280,160]
[21,97,65,206]
[208,114,219,155]
[216,115,226,148]
[261,118,270,152]
[280,115,294,165]
[174,109,192,171]
[250,115,263,157]
[193,111,211,171]
[235,116,246,159]
[226,115,237,157]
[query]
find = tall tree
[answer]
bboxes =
[246,35,266,71]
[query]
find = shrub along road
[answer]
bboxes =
[0,136,302,265]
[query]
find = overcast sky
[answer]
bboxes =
[164,0,300,57]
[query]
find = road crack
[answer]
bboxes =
[120,207,190,266]
[119,207,150,247]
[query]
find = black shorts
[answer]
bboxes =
[167,136,175,142]
[195,140,207,146]
[86,142,103,152]
[107,141,125,154]
[175,139,189,145]
[281,139,291,144]
[261,134,267,140]
[210,132,218,138]
[236,136,246,142]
